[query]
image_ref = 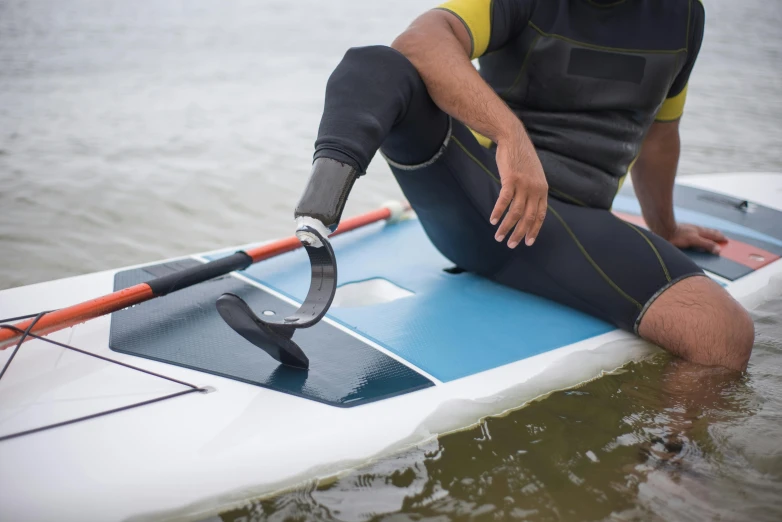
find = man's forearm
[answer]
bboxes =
[631,122,681,239]
[391,11,525,145]
[392,10,549,245]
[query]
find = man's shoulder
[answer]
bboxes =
[660,0,705,17]
[643,0,705,40]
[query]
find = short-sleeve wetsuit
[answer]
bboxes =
[310,0,706,333]
[437,0,704,208]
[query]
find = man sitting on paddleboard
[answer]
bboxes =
[294,0,755,371]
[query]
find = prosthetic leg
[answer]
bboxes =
[216,45,431,369]
[216,159,359,369]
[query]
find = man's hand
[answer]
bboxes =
[665,224,726,255]
[490,133,548,248]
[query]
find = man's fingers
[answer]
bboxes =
[491,174,548,247]
[690,234,721,255]
[496,198,527,243]
[507,197,537,248]
[490,186,514,227]
[700,227,726,242]
[525,198,548,246]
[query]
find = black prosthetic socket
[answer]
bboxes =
[313,45,448,172]
[294,157,358,231]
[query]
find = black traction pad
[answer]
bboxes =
[109,260,433,407]
[673,185,782,242]
[678,251,752,281]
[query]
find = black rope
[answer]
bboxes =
[1,325,204,390]
[0,312,46,323]
[0,389,201,443]
[0,311,47,382]
[0,311,208,442]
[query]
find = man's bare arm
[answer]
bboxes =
[392,12,516,152]
[632,121,725,253]
[392,11,547,248]
[632,121,680,238]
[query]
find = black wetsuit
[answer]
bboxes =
[311,0,705,333]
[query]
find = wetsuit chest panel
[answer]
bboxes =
[567,48,646,84]
[518,37,682,207]
[478,0,693,209]
[520,37,679,114]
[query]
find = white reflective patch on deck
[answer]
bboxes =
[332,278,414,308]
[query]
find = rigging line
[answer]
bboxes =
[0,311,209,442]
[0,311,48,382]
[0,312,50,323]
[0,324,203,391]
[0,388,203,443]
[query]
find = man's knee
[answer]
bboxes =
[333,48,448,167]
[317,45,444,170]
[328,45,420,92]
[638,275,755,372]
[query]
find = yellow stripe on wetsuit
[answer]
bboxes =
[655,84,688,122]
[436,0,493,59]
[437,0,494,146]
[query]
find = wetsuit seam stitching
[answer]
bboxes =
[633,272,706,334]
[620,220,672,283]
[528,22,687,54]
[452,136,500,183]
[435,8,475,58]
[442,141,514,275]
[381,118,453,170]
[502,32,542,96]
[548,205,642,310]
[450,134,516,277]
[548,187,588,207]
[500,256,617,325]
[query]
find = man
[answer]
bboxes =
[293,0,754,371]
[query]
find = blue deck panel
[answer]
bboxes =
[229,220,614,383]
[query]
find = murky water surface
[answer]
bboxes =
[1,0,781,520]
[221,296,782,521]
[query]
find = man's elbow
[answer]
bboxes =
[390,28,423,61]
[391,11,468,63]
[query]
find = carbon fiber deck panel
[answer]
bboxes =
[110,261,433,407]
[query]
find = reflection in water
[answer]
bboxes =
[220,297,782,521]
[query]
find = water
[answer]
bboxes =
[219,309,782,521]
[1,0,781,520]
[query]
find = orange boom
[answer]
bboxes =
[0,204,405,350]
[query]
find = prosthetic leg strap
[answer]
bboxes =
[216,226,337,369]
